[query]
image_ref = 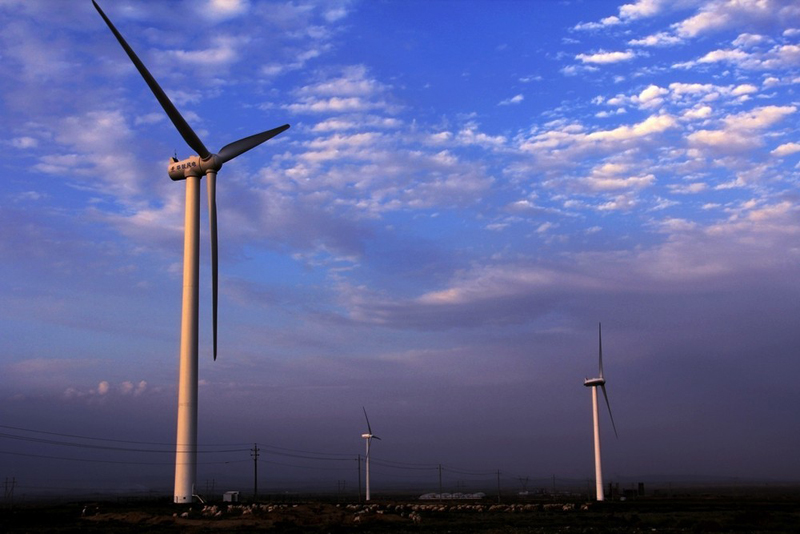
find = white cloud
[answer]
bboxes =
[261,44,332,77]
[586,114,677,142]
[13,191,43,202]
[668,82,718,98]
[134,113,164,126]
[698,48,750,64]
[731,84,758,96]
[288,66,398,115]
[733,33,770,47]
[619,0,672,20]
[658,217,697,232]
[204,0,249,19]
[637,84,669,109]
[119,380,148,396]
[287,96,385,114]
[11,136,37,149]
[455,123,507,149]
[677,43,800,71]
[629,31,684,47]
[427,131,453,144]
[683,105,713,120]
[669,182,708,194]
[771,142,800,157]
[576,50,636,64]
[574,16,622,31]
[312,116,402,132]
[597,194,638,211]
[499,94,524,106]
[165,36,242,67]
[688,129,753,150]
[688,105,796,154]
[724,105,796,130]
[536,221,556,233]
[674,0,800,39]
[584,173,656,191]
[574,0,675,30]
[324,6,349,22]
[300,65,388,97]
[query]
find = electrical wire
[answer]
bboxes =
[0,423,532,481]
[0,449,250,466]
[0,424,249,448]
[369,457,439,471]
[0,432,249,454]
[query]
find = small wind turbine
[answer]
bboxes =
[361,407,381,501]
[93,1,289,503]
[583,323,618,502]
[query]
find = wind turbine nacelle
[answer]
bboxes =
[361,433,372,439]
[168,154,222,180]
[584,377,605,387]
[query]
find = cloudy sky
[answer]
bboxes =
[1,0,799,496]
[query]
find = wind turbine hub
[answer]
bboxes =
[168,154,223,181]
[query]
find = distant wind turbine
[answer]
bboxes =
[93,1,289,503]
[583,323,618,502]
[361,407,381,501]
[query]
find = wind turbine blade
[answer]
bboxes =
[598,322,604,378]
[600,384,618,438]
[362,407,373,435]
[92,1,211,159]
[217,125,290,164]
[372,436,381,441]
[207,172,218,361]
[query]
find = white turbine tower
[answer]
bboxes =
[93,1,289,504]
[583,323,618,502]
[361,407,381,501]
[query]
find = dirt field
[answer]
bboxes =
[2,492,799,533]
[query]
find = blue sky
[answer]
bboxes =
[1,0,799,495]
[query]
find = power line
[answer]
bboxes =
[0,449,250,466]
[0,432,248,454]
[369,458,439,471]
[258,458,354,472]
[259,443,353,458]
[0,423,539,483]
[259,448,354,462]
[0,424,250,448]
[367,456,439,469]
[443,466,501,477]
[0,424,355,460]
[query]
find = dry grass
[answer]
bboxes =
[2,491,800,533]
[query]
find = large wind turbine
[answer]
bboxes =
[361,408,381,501]
[93,1,289,503]
[583,323,618,502]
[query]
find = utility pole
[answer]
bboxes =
[4,477,15,508]
[496,470,501,503]
[438,464,443,497]
[357,454,362,502]
[250,443,260,501]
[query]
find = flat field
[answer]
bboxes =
[2,490,799,533]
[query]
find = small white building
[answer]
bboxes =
[419,492,485,500]
[223,491,240,502]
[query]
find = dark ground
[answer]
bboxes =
[2,489,799,533]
